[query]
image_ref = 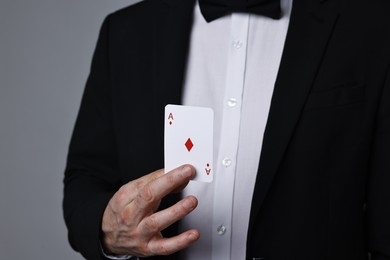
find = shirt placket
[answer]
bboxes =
[212,13,250,260]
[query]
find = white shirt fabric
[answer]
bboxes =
[180,1,292,260]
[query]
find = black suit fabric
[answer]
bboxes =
[63,0,390,259]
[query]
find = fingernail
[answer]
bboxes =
[182,165,194,178]
[183,197,195,210]
[188,231,199,241]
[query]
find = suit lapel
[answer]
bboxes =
[151,0,196,113]
[248,0,341,242]
[145,0,196,166]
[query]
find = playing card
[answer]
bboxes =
[164,104,214,182]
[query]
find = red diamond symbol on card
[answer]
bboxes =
[185,138,194,152]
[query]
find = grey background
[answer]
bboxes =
[0,0,139,258]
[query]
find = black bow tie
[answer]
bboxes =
[198,0,282,22]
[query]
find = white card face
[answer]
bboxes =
[164,104,214,182]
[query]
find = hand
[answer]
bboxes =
[101,165,200,257]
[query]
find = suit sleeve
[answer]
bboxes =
[368,64,390,260]
[63,16,121,260]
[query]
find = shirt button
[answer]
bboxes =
[217,225,226,235]
[232,40,243,49]
[222,158,232,167]
[227,98,237,107]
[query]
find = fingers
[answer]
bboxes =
[114,168,166,207]
[147,229,200,256]
[133,168,166,189]
[139,195,198,236]
[102,165,198,257]
[132,165,195,213]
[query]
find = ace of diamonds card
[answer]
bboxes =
[164,104,214,182]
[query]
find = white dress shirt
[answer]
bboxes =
[180,1,292,259]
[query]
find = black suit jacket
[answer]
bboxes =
[63,0,390,259]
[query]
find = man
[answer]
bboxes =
[63,0,390,259]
